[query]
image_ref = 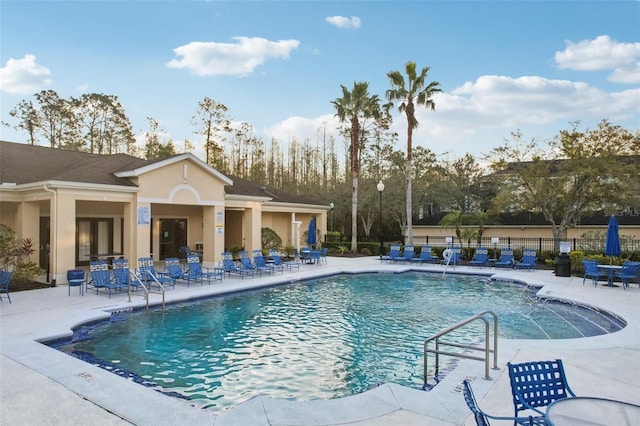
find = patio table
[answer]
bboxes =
[596,264,622,286]
[546,396,640,425]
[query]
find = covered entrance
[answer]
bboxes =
[159,218,187,259]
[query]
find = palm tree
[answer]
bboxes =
[332,82,381,252]
[386,61,441,244]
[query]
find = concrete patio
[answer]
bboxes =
[1,256,639,425]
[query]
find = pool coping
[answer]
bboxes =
[1,257,639,425]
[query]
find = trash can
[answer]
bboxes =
[554,253,571,277]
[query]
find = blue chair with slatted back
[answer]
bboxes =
[411,246,437,264]
[615,261,640,290]
[221,251,254,279]
[507,359,576,423]
[462,380,540,426]
[582,259,608,286]
[0,271,12,303]
[381,244,401,263]
[138,257,175,289]
[468,248,490,267]
[495,249,515,268]
[186,253,223,283]
[514,250,537,271]
[398,245,415,262]
[165,257,202,286]
[89,260,126,298]
[112,258,139,291]
[253,250,281,274]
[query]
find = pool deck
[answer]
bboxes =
[1,256,639,425]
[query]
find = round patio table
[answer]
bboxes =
[546,396,640,426]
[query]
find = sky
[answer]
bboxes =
[1,0,639,163]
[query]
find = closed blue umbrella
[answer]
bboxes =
[605,215,621,263]
[307,217,317,247]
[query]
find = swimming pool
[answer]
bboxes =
[53,272,625,412]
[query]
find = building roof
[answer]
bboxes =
[0,141,325,206]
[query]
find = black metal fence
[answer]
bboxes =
[412,236,640,254]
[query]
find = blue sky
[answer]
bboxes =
[1,1,639,162]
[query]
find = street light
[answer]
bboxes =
[329,202,334,232]
[377,180,385,258]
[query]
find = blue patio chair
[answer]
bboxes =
[440,247,461,266]
[410,246,437,264]
[112,258,142,291]
[221,252,254,279]
[507,359,576,423]
[269,249,300,271]
[615,261,640,290]
[138,257,175,289]
[240,251,270,276]
[514,250,537,271]
[582,259,608,286]
[253,250,283,274]
[164,257,202,286]
[0,271,12,303]
[186,253,223,283]
[380,244,401,263]
[89,260,127,297]
[495,249,515,268]
[462,380,541,426]
[398,245,415,262]
[67,269,86,296]
[320,247,328,264]
[468,248,490,267]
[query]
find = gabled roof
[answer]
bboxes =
[223,174,324,206]
[0,141,325,206]
[0,140,145,186]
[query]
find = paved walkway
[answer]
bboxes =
[1,257,639,425]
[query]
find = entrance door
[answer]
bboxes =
[159,219,187,260]
[76,218,113,266]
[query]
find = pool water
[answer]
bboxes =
[55,272,624,412]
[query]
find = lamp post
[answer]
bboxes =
[329,202,334,232]
[377,180,384,258]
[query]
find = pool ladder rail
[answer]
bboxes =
[128,269,166,312]
[423,310,499,388]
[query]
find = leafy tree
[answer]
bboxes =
[486,120,640,244]
[332,81,381,252]
[71,93,135,154]
[143,117,176,159]
[5,100,40,145]
[191,97,232,170]
[386,61,442,244]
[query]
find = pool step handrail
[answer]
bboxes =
[423,310,499,384]
[130,269,166,312]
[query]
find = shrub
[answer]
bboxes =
[261,227,282,250]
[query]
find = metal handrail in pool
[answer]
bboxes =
[130,269,165,312]
[424,310,499,384]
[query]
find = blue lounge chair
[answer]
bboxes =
[440,247,461,266]
[381,244,401,263]
[462,380,540,426]
[221,252,254,279]
[582,259,608,286]
[164,257,202,286]
[398,245,415,262]
[495,249,515,268]
[468,248,489,267]
[112,258,142,291]
[507,359,576,422]
[0,271,12,303]
[514,250,537,271]
[410,246,437,264]
[240,250,271,276]
[269,249,300,271]
[138,257,175,289]
[615,261,640,290]
[186,253,223,283]
[89,260,127,297]
[253,250,283,274]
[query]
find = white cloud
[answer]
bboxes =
[0,54,52,94]
[325,16,361,29]
[555,35,640,84]
[166,37,300,76]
